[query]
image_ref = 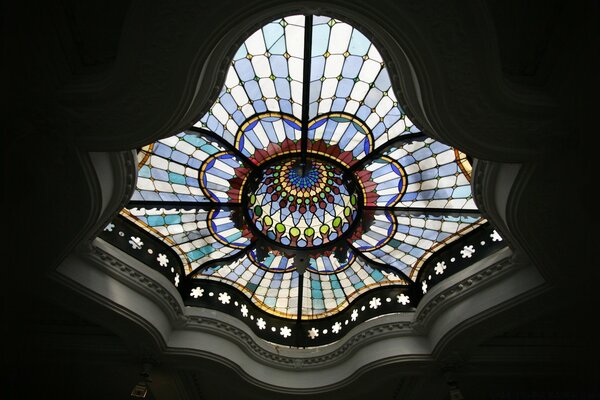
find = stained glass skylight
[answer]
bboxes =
[100,15,505,347]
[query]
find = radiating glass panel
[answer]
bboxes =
[300,254,407,319]
[302,272,349,318]
[335,256,406,306]
[132,132,227,203]
[194,16,305,146]
[199,152,249,203]
[235,113,302,164]
[309,16,419,152]
[306,113,374,166]
[357,138,477,209]
[350,210,484,280]
[355,155,406,207]
[193,250,300,318]
[123,207,250,274]
[306,248,355,274]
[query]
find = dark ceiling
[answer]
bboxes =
[3,1,598,399]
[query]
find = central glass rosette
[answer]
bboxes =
[246,157,360,248]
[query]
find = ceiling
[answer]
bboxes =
[3,0,597,399]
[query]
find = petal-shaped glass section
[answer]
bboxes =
[132,133,224,203]
[309,16,419,148]
[349,210,484,279]
[123,207,250,274]
[100,14,506,347]
[236,113,302,164]
[195,16,306,145]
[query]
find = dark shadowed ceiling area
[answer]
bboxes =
[3,1,597,399]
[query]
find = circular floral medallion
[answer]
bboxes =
[246,157,360,248]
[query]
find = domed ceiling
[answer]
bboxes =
[99,14,504,347]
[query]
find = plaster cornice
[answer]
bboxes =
[60,235,541,393]
[85,150,138,242]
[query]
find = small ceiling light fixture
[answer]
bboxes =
[130,363,153,399]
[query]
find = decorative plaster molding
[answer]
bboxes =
[86,150,138,242]
[186,314,414,369]
[86,245,186,323]
[84,240,515,370]
[413,254,514,331]
[471,158,489,215]
[87,241,416,368]
[471,158,530,263]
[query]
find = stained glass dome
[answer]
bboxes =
[100,14,504,347]
[246,156,360,248]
